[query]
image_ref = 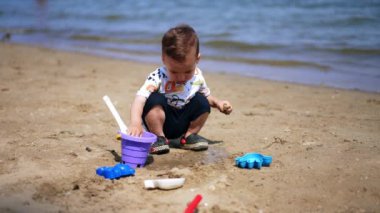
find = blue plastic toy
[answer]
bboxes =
[96,163,135,180]
[235,153,272,169]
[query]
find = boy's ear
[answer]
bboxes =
[196,53,201,63]
[162,54,165,63]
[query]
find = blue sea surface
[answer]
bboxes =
[1,0,380,92]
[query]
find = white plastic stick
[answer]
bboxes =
[102,95,128,134]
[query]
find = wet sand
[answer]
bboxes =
[0,43,379,212]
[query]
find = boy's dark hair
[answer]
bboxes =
[162,24,199,62]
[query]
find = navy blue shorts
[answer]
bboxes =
[142,92,211,139]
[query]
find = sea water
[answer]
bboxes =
[1,0,379,92]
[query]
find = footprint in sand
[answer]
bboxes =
[75,103,93,113]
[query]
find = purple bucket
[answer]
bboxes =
[120,131,157,168]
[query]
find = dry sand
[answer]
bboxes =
[0,43,379,212]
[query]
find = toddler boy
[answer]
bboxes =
[128,24,232,154]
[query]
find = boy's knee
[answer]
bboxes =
[147,105,164,115]
[146,92,166,105]
[193,93,210,111]
[188,93,210,122]
[143,92,166,118]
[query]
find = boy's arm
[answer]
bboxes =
[206,95,233,115]
[128,95,147,137]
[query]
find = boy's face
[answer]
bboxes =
[162,46,200,82]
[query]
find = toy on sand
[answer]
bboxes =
[102,95,156,168]
[144,178,185,190]
[235,152,272,169]
[103,95,128,134]
[96,163,135,180]
[184,194,203,213]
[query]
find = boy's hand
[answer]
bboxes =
[217,100,233,115]
[128,124,144,137]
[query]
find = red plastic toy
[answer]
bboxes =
[184,194,203,213]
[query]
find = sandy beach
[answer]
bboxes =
[0,43,379,212]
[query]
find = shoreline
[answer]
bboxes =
[1,43,379,212]
[7,39,380,93]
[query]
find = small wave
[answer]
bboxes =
[51,12,98,20]
[347,16,378,25]
[69,34,159,44]
[204,55,330,71]
[290,1,380,9]
[51,12,129,22]
[203,32,233,38]
[334,48,380,55]
[0,27,37,34]
[317,16,379,27]
[81,39,330,71]
[102,47,157,56]
[75,45,329,71]
[70,40,329,71]
[104,14,125,21]
[204,40,279,52]
[309,46,380,55]
[70,34,119,42]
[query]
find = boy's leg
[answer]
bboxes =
[169,93,211,151]
[185,112,209,138]
[181,112,210,151]
[142,93,170,154]
[144,105,165,137]
[143,93,188,138]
